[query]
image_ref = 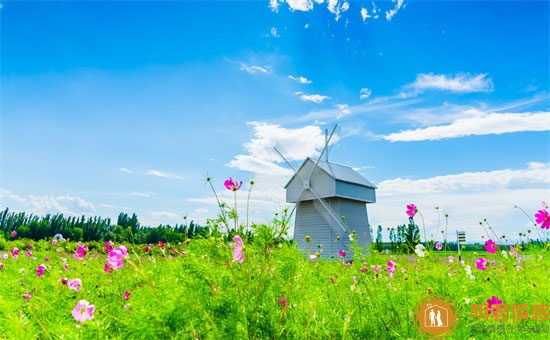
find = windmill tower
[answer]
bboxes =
[274,125,377,259]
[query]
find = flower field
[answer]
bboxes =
[0,231,549,339]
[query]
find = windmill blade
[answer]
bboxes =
[308,185,347,234]
[311,199,350,253]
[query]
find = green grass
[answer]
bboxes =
[0,237,549,340]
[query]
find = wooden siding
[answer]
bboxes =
[335,180,376,203]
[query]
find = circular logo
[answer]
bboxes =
[413,294,459,339]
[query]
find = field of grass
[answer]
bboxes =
[0,229,549,340]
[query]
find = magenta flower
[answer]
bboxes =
[485,239,497,254]
[24,292,31,301]
[142,246,150,253]
[180,249,186,257]
[338,250,347,258]
[475,258,487,270]
[123,291,130,300]
[61,277,68,285]
[371,265,382,273]
[0,263,4,270]
[224,177,243,191]
[44,258,49,262]
[487,296,503,314]
[25,251,32,257]
[10,247,20,259]
[72,300,95,322]
[387,261,396,279]
[67,278,82,291]
[27,244,33,249]
[278,296,287,307]
[535,209,550,229]
[435,242,442,250]
[329,276,335,283]
[232,235,244,263]
[74,243,88,260]
[406,204,417,217]
[105,241,114,252]
[36,264,46,277]
[158,241,165,249]
[1,253,8,261]
[51,239,57,245]
[107,246,128,270]
[11,230,17,237]
[63,263,69,271]
[104,263,112,274]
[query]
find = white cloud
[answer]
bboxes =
[130,192,155,198]
[100,203,131,210]
[120,167,132,174]
[335,104,351,119]
[269,0,280,12]
[150,211,182,220]
[385,0,404,21]
[409,73,494,93]
[328,0,350,21]
[146,170,186,180]
[360,7,371,21]
[288,75,312,84]
[359,87,372,99]
[1,189,96,216]
[270,27,280,37]
[270,0,351,21]
[297,92,330,104]
[239,63,273,75]
[384,111,550,141]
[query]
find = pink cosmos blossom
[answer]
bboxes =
[68,278,82,291]
[487,296,502,314]
[25,251,32,257]
[329,276,335,283]
[63,264,69,271]
[61,277,68,285]
[158,241,165,249]
[142,246,150,253]
[27,244,33,249]
[10,248,20,259]
[123,291,130,300]
[36,264,46,277]
[510,246,521,260]
[406,204,417,217]
[475,258,487,270]
[51,239,57,245]
[44,258,49,262]
[360,267,367,273]
[278,296,287,307]
[11,230,17,237]
[232,235,244,263]
[371,265,382,273]
[0,263,4,270]
[74,243,88,260]
[485,239,497,254]
[180,249,186,257]
[24,292,31,301]
[72,300,95,322]
[1,253,8,261]
[446,256,454,264]
[435,242,442,250]
[387,261,396,279]
[105,241,114,252]
[224,177,243,191]
[107,246,128,270]
[535,209,550,229]
[104,263,112,274]
[338,250,346,258]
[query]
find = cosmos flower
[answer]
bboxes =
[10,248,20,259]
[406,204,417,217]
[338,250,346,258]
[475,258,487,270]
[36,264,46,277]
[67,278,82,291]
[1,253,8,261]
[0,263,4,270]
[487,296,503,314]
[24,292,31,301]
[107,246,128,270]
[435,242,442,250]
[414,244,426,257]
[11,231,17,237]
[63,264,69,271]
[61,277,68,285]
[105,241,114,252]
[72,300,95,322]
[123,291,130,300]
[104,263,112,274]
[74,243,88,260]
[446,256,454,264]
[535,209,550,229]
[371,265,382,273]
[278,296,287,307]
[224,177,243,191]
[232,235,244,263]
[51,239,57,245]
[485,239,497,254]
[387,261,396,279]
[25,251,32,258]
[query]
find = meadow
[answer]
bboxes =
[0,226,549,339]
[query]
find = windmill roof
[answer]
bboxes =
[284,157,377,189]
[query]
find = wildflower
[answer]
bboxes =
[180,249,186,257]
[105,241,114,252]
[446,256,454,264]
[371,265,382,273]
[123,291,130,300]
[72,300,95,322]
[535,209,550,229]
[475,258,487,270]
[278,296,287,307]
[414,244,426,257]
[387,261,396,279]
[11,230,17,237]
[338,250,346,258]
[24,292,31,301]
[485,239,497,254]
[309,253,318,261]
[158,241,165,249]
[1,253,7,261]
[56,247,62,253]
[142,246,149,253]
[44,257,49,262]
[61,277,68,285]
[224,177,243,191]
[25,251,32,257]
[487,296,502,314]
[0,263,3,270]
[464,265,475,280]
[74,243,88,260]
[10,248,20,259]
[435,242,442,250]
[232,235,244,263]
[36,264,46,277]
[104,263,112,274]
[406,204,417,217]
[51,239,57,245]
[27,244,33,249]
[67,278,82,291]
[63,263,69,271]
[329,276,334,283]
[107,246,128,270]
[501,250,508,259]
[349,232,355,241]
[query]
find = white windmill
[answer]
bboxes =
[274,125,377,259]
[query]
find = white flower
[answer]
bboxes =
[349,233,355,241]
[501,250,508,258]
[414,244,426,257]
[464,298,471,304]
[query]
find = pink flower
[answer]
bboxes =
[27,244,33,249]
[1,253,8,261]
[446,256,454,264]
[44,258,49,262]
[10,248,20,259]
[475,258,487,270]
[158,241,165,249]
[105,241,114,252]
[24,292,31,301]
[485,239,498,254]
[371,265,382,273]
[224,177,243,191]
[11,230,17,237]
[338,250,346,258]
[123,291,130,300]
[435,242,442,250]
[67,278,82,291]
[25,251,32,257]
[107,246,128,270]
[51,239,57,245]
[406,204,417,217]
[329,276,335,283]
[36,264,46,277]
[232,235,244,263]
[74,243,88,260]
[278,296,287,307]
[180,249,186,257]
[72,300,95,322]
[63,264,69,271]
[104,263,112,274]
[387,261,396,278]
[0,263,4,270]
[535,209,550,229]
[61,277,68,285]
[142,246,150,253]
[487,296,503,313]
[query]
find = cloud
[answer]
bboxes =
[146,170,186,180]
[270,27,280,38]
[408,73,494,93]
[130,192,155,198]
[150,211,182,220]
[1,189,96,216]
[296,92,330,104]
[100,203,131,210]
[359,88,372,99]
[270,0,351,21]
[361,8,371,21]
[384,111,550,141]
[288,75,312,84]
[120,168,132,174]
[327,0,350,21]
[334,104,351,119]
[385,0,404,21]
[239,63,273,75]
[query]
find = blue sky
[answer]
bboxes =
[1,0,549,242]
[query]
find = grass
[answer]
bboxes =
[0,235,549,340]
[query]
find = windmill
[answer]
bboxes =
[274,125,376,259]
